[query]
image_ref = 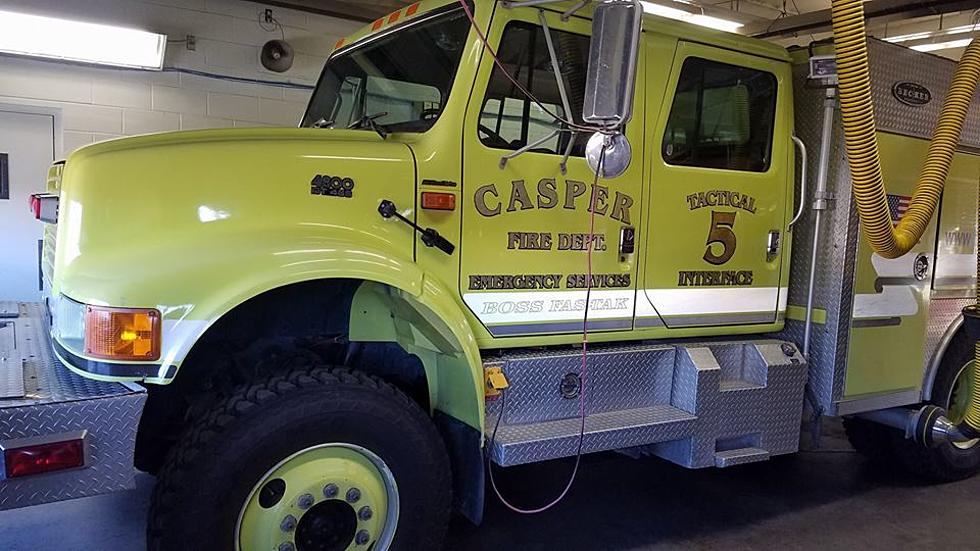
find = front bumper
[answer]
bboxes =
[0,302,146,511]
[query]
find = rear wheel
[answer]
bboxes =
[148,366,451,551]
[844,332,980,482]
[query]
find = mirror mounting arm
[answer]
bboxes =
[502,0,593,20]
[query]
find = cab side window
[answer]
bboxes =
[478,22,591,156]
[662,57,777,172]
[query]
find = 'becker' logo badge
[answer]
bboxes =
[892,81,931,106]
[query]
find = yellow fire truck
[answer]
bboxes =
[3,1,980,549]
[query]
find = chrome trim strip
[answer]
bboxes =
[834,389,922,416]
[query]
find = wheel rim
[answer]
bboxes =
[236,443,399,551]
[945,361,979,451]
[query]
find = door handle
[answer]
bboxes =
[789,135,807,229]
[619,227,635,260]
[767,230,781,262]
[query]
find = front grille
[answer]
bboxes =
[41,162,64,288]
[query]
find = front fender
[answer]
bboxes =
[61,226,424,383]
[350,278,485,432]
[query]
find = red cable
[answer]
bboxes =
[487,146,607,514]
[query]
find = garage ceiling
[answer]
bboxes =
[259,0,412,22]
[262,0,980,59]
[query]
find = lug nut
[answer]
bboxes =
[355,530,370,545]
[358,506,373,521]
[280,515,297,533]
[346,487,361,503]
[297,493,314,510]
[279,543,295,551]
[323,483,339,499]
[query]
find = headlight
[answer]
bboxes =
[53,295,161,362]
[53,295,86,354]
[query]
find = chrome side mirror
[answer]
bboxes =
[582,0,642,131]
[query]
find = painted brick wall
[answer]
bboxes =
[0,0,361,155]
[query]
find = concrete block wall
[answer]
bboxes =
[0,0,362,155]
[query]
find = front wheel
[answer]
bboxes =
[148,366,451,551]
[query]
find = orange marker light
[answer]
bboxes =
[421,192,456,211]
[388,11,400,24]
[372,18,384,31]
[84,306,161,361]
[406,2,420,16]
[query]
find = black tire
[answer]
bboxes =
[844,331,980,482]
[842,416,904,467]
[895,332,980,482]
[147,365,451,551]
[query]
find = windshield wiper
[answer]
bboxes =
[349,112,389,139]
[312,117,334,129]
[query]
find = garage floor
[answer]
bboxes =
[1,420,977,550]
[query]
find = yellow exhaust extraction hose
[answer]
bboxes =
[830,0,980,435]
[830,0,980,259]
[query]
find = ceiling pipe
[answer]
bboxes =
[747,0,980,38]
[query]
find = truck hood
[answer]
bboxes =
[53,127,418,307]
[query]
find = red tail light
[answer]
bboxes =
[28,193,59,223]
[3,434,87,478]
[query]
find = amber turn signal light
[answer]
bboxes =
[84,306,161,361]
[421,192,456,211]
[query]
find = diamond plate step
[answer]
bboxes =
[485,339,808,469]
[714,447,770,468]
[490,405,697,466]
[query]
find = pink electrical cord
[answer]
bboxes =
[487,147,607,514]
[456,0,612,514]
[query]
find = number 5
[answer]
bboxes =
[704,211,737,265]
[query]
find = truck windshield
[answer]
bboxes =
[301,6,471,133]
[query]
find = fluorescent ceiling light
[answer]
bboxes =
[640,1,743,33]
[910,38,974,53]
[885,25,977,44]
[0,10,166,70]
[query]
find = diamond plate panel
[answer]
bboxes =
[492,344,676,425]
[488,340,807,468]
[867,39,980,149]
[924,298,972,371]
[777,60,861,412]
[0,303,146,511]
[0,321,24,399]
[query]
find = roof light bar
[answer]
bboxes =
[0,10,166,70]
[640,1,743,33]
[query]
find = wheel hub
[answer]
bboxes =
[236,443,399,551]
[295,500,357,551]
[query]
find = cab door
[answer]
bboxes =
[459,8,645,338]
[640,42,791,329]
